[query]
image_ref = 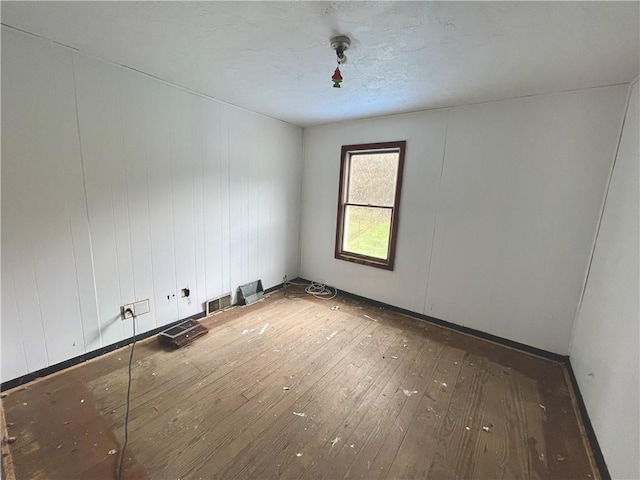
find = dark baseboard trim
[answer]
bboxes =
[264,282,284,295]
[1,310,206,392]
[1,279,609,480]
[293,277,568,364]
[1,282,287,393]
[292,277,611,479]
[564,361,611,480]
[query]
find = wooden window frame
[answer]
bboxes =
[335,141,406,270]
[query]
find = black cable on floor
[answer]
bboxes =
[118,310,136,480]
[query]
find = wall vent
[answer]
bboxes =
[206,293,232,316]
[237,279,264,306]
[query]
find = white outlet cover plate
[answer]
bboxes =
[133,299,150,315]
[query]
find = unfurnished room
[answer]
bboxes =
[1,2,638,479]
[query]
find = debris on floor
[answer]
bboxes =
[539,404,546,411]
[364,314,378,322]
[259,323,269,335]
[482,426,490,432]
[556,454,566,462]
[296,453,303,457]
[292,412,306,417]
[403,389,418,396]
[326,331,338,340]
[108,449,117,455]
[330,306,340,311]
[330,437,341,447]
[282,386,290,391]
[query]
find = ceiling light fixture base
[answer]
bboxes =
[330,35,351,64]
[330,35,351,52]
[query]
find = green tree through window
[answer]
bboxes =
[335,141,406,270]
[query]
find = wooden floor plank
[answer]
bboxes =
[112,302,324,428]
[182,317,377,479]
[465,360,529,479]
[518,371,551,480]
[127,306,365,477]
[90,298,320,421]
[220,323,403,479]
[1,399,17,480]
[427,354,508,478]
[290,330,429,480]
[502,363,532,478]
[342,339,445,480]
[297,332,422,480]
[384,344,466,479]
[2,290,600,480]
[540,366,599,479]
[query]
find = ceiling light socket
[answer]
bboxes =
[330,35,351,52]
[331,35,351,65]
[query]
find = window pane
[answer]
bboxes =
[348,152,399,206]
[343,205,391,259]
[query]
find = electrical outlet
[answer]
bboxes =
[121,304,134,320]
[120,299,151,320]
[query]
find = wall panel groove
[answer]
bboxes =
[300,86,628,355]
[1,27,303,382]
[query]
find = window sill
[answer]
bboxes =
[334,252,394,271]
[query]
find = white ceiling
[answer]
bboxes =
[2,1,639,126]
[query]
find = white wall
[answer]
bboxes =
[569,82,639,479]
[1,27,302,382]
[300,86,628,354]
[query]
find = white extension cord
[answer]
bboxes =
[283,276,337,300]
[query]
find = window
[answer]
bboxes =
[335,141,406,270]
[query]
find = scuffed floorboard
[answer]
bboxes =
[2,399,17,480]
[2,288,599,479]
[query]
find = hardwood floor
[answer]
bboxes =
[2,287,599,479]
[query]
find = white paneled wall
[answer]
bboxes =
[1,28,302,382]
[425,88,629,353]
[2,28,88,376]
[569,82,639,479]
[301,85,628,355]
